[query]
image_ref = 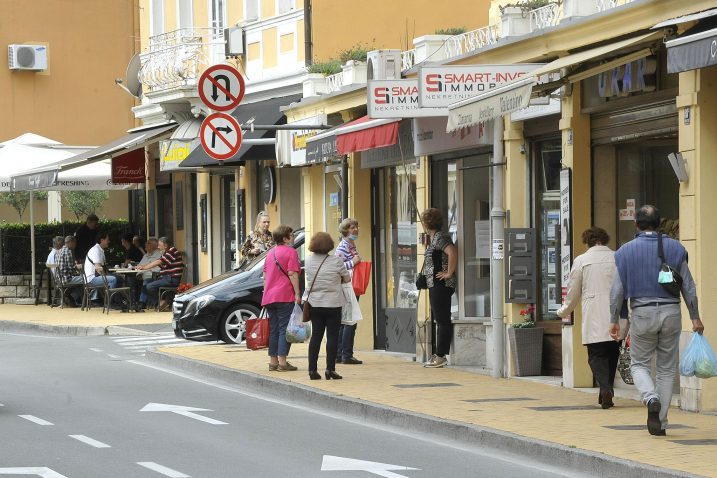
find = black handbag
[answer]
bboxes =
[657,232,683,297]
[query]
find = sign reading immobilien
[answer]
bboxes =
[418,64,543,108]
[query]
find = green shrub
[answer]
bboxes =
[435,27,467,35]
[0,219,132,274]
[307,59,343,76]
[338,43,372,63]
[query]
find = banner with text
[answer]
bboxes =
[368,79,447,118]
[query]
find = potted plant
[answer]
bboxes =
[499,1,560,36]
[508,305,544,376]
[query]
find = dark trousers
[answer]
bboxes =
[586,341,621,393]
[309,306,342,372]
[429,284,454,357]
[337,295,359,360]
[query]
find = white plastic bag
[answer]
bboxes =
[286,303,311,343]
[341,282,363,325]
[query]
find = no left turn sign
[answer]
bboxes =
[200,113,243,161]
[198,64,245,111]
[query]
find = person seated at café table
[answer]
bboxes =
[46,236,64,267]
[135,236,184,312]
[56,236,83,306]
[121,233,144,266]
[133,235,146,255]
[84,231,119,306]
[127,237,162,302]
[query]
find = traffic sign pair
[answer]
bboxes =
[198,65,246,161]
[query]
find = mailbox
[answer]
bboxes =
[505,228,536,303]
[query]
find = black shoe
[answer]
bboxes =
[309,371,321,380]
[647,398,662,435]
[600,390,614,409]
[335,359,344,365]
[134,302,146,313]
[325,370,342,380]
[342,357,362,365]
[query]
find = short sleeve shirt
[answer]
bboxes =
[424,231,456,289]
[262,245,301,306]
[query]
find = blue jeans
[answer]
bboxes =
[337,323,357,361]
[140,275,179,305]
[267,302,294,357]
[88,275,117,300]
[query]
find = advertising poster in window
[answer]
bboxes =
[559,168,572,325]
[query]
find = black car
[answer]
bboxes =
[172,229,305,344]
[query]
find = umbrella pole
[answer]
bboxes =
[30,191,35,294]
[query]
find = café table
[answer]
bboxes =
[108,267,140,310]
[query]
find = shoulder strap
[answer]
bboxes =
[272,249,289,278]
[657,232,665,261]
[306,255,329,301]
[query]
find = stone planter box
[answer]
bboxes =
[500,6,531,37]
[342,60,367,86]
[302,73,329,97]
[508,326,544,376]
[562,0,596,19]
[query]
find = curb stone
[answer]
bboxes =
[0,320,107,336]
[145,350,702,478]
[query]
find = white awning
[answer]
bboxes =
[446,31,662,132]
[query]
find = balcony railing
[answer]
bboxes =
[444,24,500,58]
[325,71,344,94]
[596,0,634,12]
[530,3,561,30]
[139,27,224,94]
[401,49,416,71]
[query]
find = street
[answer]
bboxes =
[0,331,590,478]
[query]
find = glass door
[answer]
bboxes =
[323,164,342,234]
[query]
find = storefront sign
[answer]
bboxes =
[361,120,416,169]
[447,77,534,132]
[368,79,447,118]
[666,27,717,73]
[306,131,340,164]
[111,148,145,184]
[419,65,541,108]
[412,117,492,156]
[160,139,199,171]
[511,97,561,121]
[597,56,656,98]
[276,114,327,167]
[559,168,572,325]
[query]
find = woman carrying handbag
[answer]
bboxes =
[303,232,351,380]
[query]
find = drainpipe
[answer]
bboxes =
[341,156,349,220]
[491,119,506,378]
[304,0,313,66]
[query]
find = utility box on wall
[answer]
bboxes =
[505,228,536,303]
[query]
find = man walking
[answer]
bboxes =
[609,205,704,436]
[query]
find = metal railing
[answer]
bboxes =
[444,24,500,58]
[530,3,561,30]
[325,71,344,94]
[139,27,224,94]
[401,48,416,71]
[596,0,634,12]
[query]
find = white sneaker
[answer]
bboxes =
[423,354,437,367]
[425,356,447,368]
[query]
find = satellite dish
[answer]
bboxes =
[125,53,142,98]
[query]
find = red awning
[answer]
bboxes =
[335,116,400,154]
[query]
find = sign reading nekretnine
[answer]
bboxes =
[418,64,542,108]
[368,79,447,118]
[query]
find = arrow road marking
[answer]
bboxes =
[321,455,419,478]
[19,415,54,426]
[0,467,68,477]
[69,434,111,448]
[140,403,228,425]
[137,462,190,478]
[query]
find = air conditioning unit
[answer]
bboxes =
[224,27,244,58]
[8,44,48,71]
[367,49,401,80]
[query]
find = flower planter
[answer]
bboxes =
[500,6,531,37]
[508,326,544,376]
[562,0,596,19]
[342,60,367,86]
[302,73,329,97]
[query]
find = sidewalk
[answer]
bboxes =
[150,342,717,478]
[0,304,171,335]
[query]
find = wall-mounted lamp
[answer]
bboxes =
[667,152,689,182]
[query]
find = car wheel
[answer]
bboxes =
[219,303,260,344]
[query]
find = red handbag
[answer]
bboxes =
[245,309,269,350]
[351,261,372,296]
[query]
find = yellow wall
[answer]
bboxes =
[261,0,276,19]
[311,0,489,61]
[262,27,278,68]
[297,19,305,62]
[197,172,211,282]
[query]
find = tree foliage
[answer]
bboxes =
[61,191,109,220]
[0,191,48,220]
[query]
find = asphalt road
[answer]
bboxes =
[0,331,594,478]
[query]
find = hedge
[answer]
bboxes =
[0,220,134,274]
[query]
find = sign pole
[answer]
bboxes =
[491,118,505,378]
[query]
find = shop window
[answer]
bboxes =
[324,165,342,234]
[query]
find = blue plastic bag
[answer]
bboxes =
[286,304,311,343]
[680,333,717,378]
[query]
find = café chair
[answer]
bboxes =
[50,269,82,309]
[99,269,131,314]
[81,270,105,312]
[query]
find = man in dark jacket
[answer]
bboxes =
[74,214,99,262]
[609,205,704,436]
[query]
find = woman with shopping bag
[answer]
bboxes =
[262,225,302,372]
[335,218,366,365]
[304,232,351,380]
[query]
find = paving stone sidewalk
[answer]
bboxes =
[155,342,717,478]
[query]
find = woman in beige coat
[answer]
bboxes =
[557,227,626,409]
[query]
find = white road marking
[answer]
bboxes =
[113,334,176,343]
[140,403,228,425]
[107,354,121,359]
[89,348,103,352]
[18,415,54,426]
[124,339,186,347]
[137,462,190,477]
[0,467,67,477]
[68,434,111,448]
[321,455,419,478]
